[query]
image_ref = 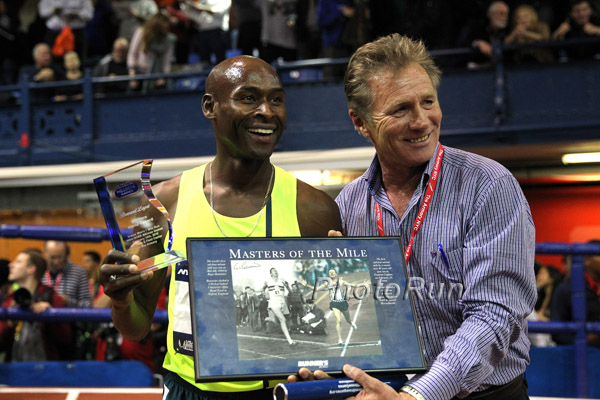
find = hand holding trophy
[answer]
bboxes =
[94,159,186,275]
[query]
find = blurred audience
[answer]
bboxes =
[505,4,554,63]
[462,1,510,68]
[181,0,231,66]
[38,0,94,59]
[128,11,176,91]
[42,240,92,360]
[0,249,72,362]
[93,36,130,94]
[258,0,298,63]
[114,0,158,41]
[550,239,600,347]
[318,0,354,78]
[232,0,262,57]
[85,0,119,60]
[54,50,84,101]
[552,0,600,59]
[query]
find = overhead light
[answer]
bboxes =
[561,152,600,165]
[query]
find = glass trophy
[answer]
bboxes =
[94,159,185,272]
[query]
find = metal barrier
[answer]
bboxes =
[1,224,599,397]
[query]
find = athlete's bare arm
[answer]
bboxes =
[296,180,342,237]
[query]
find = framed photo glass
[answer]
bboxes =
[186,236,426,383]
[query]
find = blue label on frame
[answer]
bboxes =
[113,181,140,198]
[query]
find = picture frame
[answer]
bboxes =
[186,236,427,383]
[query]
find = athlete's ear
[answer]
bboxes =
[202,93,217,120]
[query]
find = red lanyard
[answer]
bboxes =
[374,145,444,265]
[44,270,62,291]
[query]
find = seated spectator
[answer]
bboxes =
[93,37,130,94]
[54,50,83,101]
[550,239,600,347]
[504,4,554,64]
[127,11,176,92]
[0,250,72,362]
[552,0,600,60]
[462,1,510,69]
[19,43,65,100]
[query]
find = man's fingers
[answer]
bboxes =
[343,364,370,387]
[328,230,343,237]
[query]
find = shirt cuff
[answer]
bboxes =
[409,363,461,400]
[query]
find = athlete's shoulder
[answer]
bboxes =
[296,180,342,236]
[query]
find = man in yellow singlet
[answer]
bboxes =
[98,56,342,399]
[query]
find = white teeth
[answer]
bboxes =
[248,128,273,134]
[408,134,429,143]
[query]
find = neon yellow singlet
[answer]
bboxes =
[163,163,301,392]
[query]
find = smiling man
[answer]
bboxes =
[292,34,537,400]
[98,55,341,399]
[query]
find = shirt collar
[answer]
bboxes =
[364,142,442,196]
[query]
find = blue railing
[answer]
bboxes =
[1,224,599,396]
[1,38,599,168]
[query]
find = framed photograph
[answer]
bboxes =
[186,236,426,383]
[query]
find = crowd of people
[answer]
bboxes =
[1,0,599,92]
[0,241,168,377]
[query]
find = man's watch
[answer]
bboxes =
[400,385,426,400]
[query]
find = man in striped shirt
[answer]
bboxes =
[294,34,537,400]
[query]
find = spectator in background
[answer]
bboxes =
[287,282,305,330]
[462,1,510,68]
[19,42,64,83]
[550,239,600,347]
[552,0,600,59]
[246,287,261,332]
[258,0,298,63]
[81,250,102,302]
[527,260,563,347]
[85,0,119,61]
[93,37,130,94]
[114,0,158,42]
[18,42,65,101]
[0,250,72,362]
[233,0,262,57]
[180,0,231,66]
[318,0,354,78]
[128,11,176,92]
[296,0,321,59]
[42,240,92,308]
[42,240,91,359]
[505,4,553,64]
[0,259,9,304]
[38,0,94,60]
[54,50,83,101]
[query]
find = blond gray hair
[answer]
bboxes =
[344,34,441,122]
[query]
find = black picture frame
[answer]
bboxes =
[186,236,427,383]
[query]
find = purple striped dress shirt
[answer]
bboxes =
[336,143,537,400]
